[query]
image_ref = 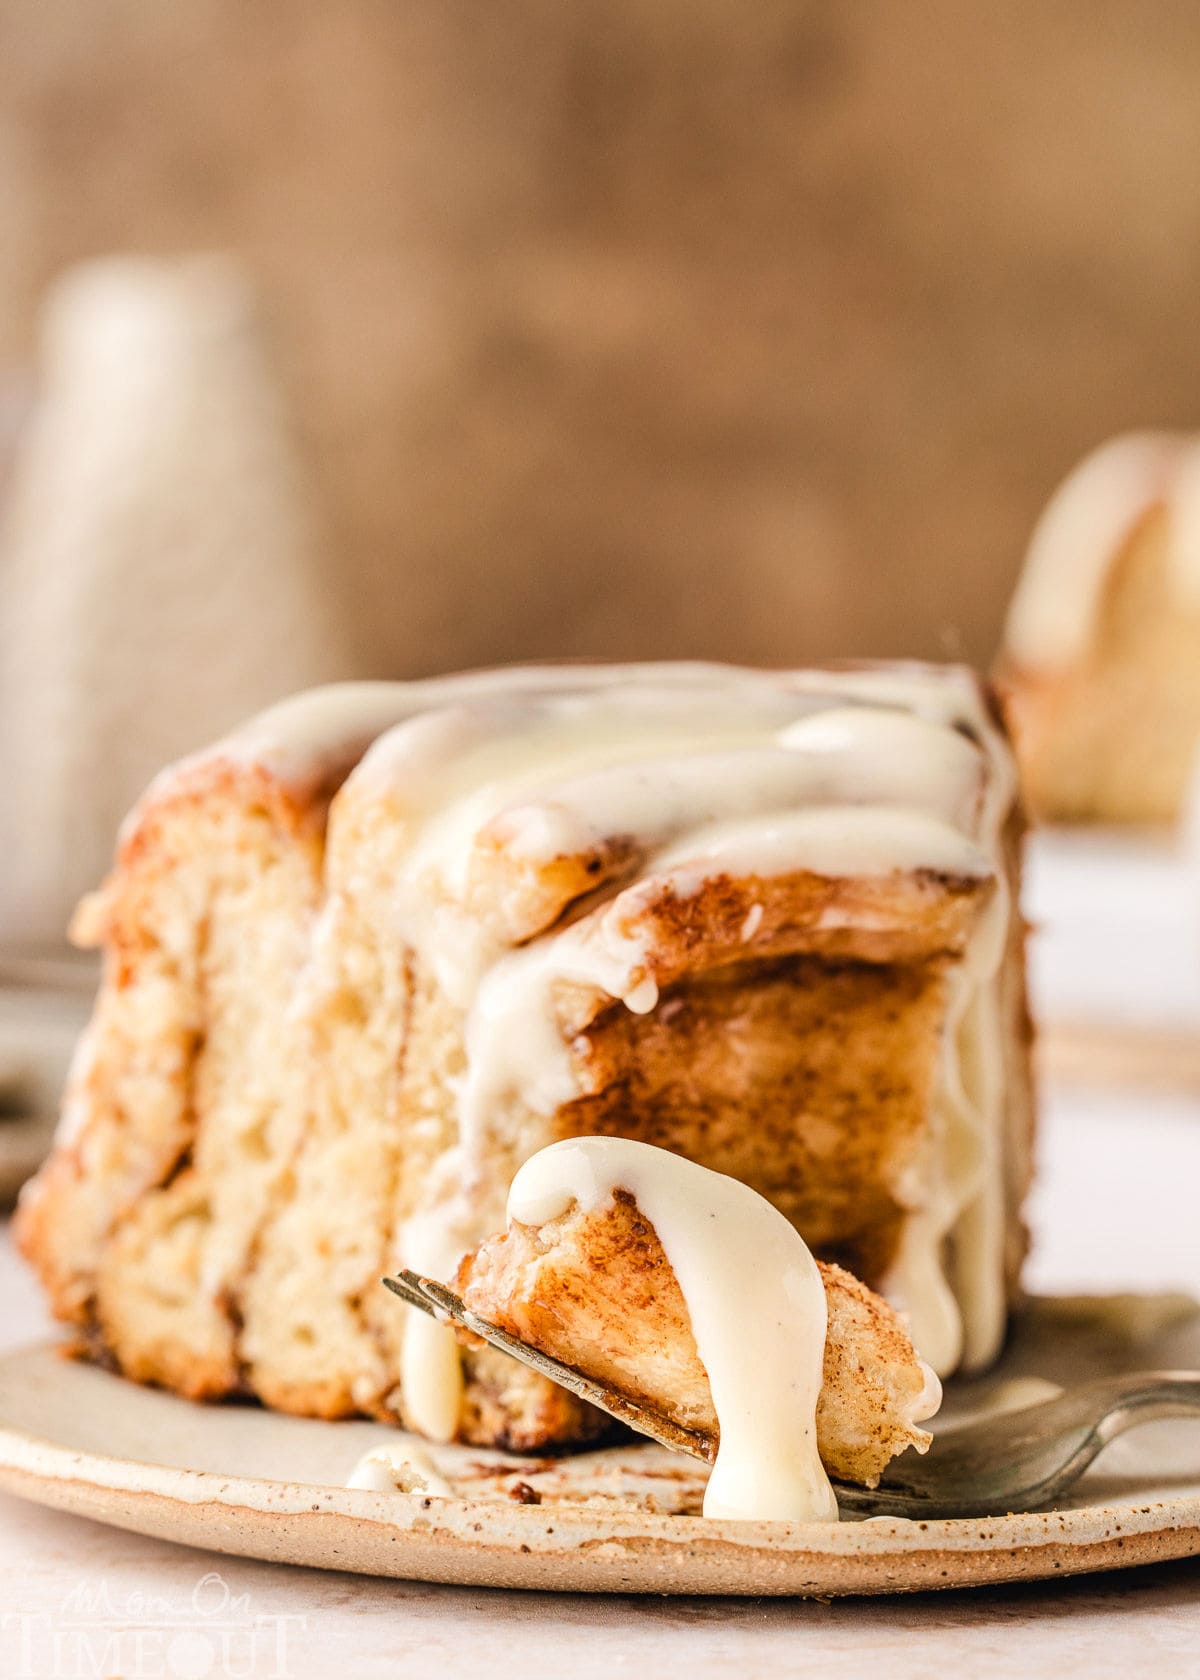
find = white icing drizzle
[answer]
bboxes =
[491,705,986,871]
[881,879,1009,1375]
[124,663,775,837]
[399,1313,464,1445]
[1004,430,1200,671]
[453,806,996,1191]
[397,1210,466,1442]
[643,802,992,887]
[508,1137,842,1523]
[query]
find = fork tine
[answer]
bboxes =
[382,1271,715,1464]
[381,1273,436,1314]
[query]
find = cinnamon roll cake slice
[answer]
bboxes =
[17,661,1033,1451]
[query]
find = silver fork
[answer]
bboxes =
[383,1271,1200,1518]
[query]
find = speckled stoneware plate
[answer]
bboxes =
[2,1296,1200,1596]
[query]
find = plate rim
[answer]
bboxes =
[2,1342,1200,1596]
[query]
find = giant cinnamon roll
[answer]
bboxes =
[17,661,1033,1462]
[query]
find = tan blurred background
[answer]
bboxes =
[3,0,1200,676]
[1,0,1199,1163]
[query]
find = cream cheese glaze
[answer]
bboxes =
[162,661,1017,1422]
[507,1136,845,1523]
[452,803,998,1255]
[1004,430,1200,672]
[345,1440,453,1496]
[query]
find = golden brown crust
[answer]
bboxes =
[456,1344,611,1453]
[555,867,991,1042]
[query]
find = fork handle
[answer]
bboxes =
[1097,1371,1200,1441]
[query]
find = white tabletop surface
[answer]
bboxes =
[2,1077,1199,1678]
[1024,828,1200,1032]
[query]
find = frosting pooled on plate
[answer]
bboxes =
[346,1440,453,1497]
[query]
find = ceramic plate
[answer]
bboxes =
[1,1296,1199,1597]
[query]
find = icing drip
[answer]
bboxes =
[397,1210,466,1442]
[454,805,995,1185]
[880,875,1011,1373]
[399,1313,464,1445]
[508,1137,842,1523]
